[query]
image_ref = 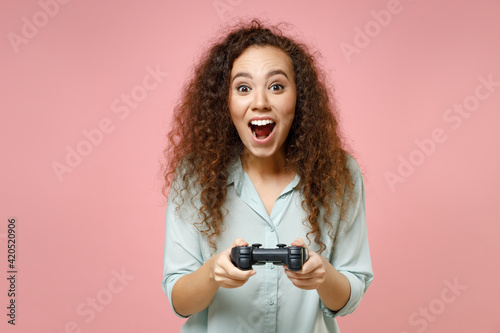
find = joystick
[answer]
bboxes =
[230,243,309,272]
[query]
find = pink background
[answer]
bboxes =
[2,0,500,332]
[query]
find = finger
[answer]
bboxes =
[285,260,323,278]
[217,253,255,283]
[303,253,326,274]
[219,277,252,288]
[224,238,248,262]
[216,273,249,288]
[299,258,317,274]
[229,268,256,281]
[284,267,313,279]
[283,255,316,275]
[290,238,305,247]
[284,269,311,280]
[214,265,255,285]
[220,259,256,280]
[232,238,248,247]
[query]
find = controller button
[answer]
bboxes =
[252,243,262,248]
[240,248,251,254]
[239,258,251,269]
[289,258,301,269]
[277,243,286,248]
[290,248,301,255]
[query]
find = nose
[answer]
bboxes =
[250,88,271,111]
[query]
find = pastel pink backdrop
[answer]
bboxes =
[1,0,499,332]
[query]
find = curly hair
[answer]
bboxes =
[161,18,356,254]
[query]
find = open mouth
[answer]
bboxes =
[249,119,276,140]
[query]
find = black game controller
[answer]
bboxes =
[231,243,309,272]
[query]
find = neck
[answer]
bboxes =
[240,149,292,179]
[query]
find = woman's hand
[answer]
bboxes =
[209,238,256,288]
[284,238,327,290]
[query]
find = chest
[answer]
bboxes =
[254,182,287,216]
[249,173,296,216]
[213,185,332,256]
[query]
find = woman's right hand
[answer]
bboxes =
[209,238,256,288]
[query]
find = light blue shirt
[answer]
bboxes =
[162,155,373,333]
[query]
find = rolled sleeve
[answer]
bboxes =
[321,157,374,318]
[162,187,205,318]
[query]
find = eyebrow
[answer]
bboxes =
[231,69,289,83]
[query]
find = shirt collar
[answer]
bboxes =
[226,157,245,196]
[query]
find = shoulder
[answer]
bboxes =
[345,152,362,181]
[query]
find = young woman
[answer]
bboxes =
[161,19,373,332]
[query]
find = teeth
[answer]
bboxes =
[250,119,275,126]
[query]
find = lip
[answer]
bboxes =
[248,117,276,144]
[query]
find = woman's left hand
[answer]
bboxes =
[284,238,327,290]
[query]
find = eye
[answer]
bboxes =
[237,85,251,93]
[269,83,284,91]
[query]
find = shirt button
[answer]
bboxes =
[268,299,275,306]
[270,227,275,232]
[270,264,275,269]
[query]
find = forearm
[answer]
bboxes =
[316,257,351,311]
[171,256,220,317]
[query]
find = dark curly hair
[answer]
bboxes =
[161,18,356,254]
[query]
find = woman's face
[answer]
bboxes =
[228,45,297,162]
